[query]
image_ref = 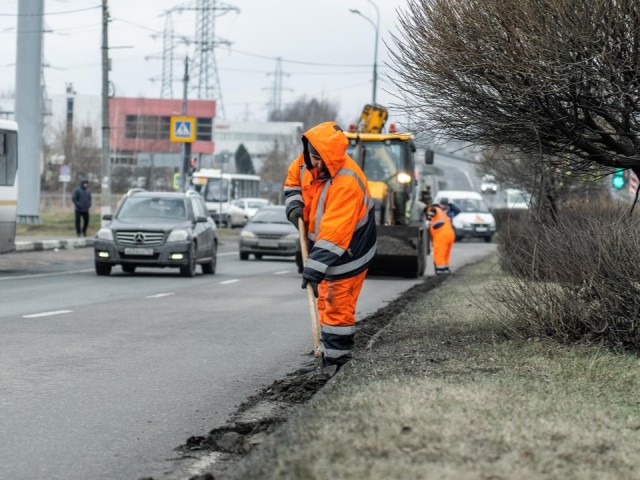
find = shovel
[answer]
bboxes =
[298,217,322,358]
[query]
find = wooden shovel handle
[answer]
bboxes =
[298,217,322,357]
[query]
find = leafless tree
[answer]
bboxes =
[260,139,298,205]
[42,120,100,192]
[391,0,640,182]
[270,96,340,131]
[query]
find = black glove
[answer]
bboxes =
[287,206,303,228]
[301,277,319,298]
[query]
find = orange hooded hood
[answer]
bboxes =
[302,122,349,178]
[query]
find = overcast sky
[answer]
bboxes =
[0,0,412,126]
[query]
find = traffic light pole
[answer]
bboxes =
[180,56,192,192]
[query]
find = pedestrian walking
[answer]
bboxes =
[428,198,457,274]
[284,121,377,374]
[71,178,92,237]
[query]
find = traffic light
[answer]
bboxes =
[612,168,626,189]
[188,157,198,175]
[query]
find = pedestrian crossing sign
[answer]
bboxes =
[170,116,196,143]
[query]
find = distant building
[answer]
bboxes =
[8,89,302,190]
[0,95,14,120]
[109,97,216,168]
[212,121,303,173]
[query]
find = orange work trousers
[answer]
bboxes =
[431,227,455,270]
[316,269,368,328]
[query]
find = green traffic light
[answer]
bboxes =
[612,176,625,189]
[612,168,625,189]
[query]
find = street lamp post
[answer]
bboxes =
[350,0,380,105]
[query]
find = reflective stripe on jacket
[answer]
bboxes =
[284,122,377,282]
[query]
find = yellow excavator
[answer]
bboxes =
[345,104,434,277]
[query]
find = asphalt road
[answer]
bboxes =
[0,236,496,480]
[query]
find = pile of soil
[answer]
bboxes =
[172,274,448,480]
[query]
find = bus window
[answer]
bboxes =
[204,178,229,202]
[0,132,18,186]
[0,122,19,254]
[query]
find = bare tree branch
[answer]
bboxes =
[390,0,640,174]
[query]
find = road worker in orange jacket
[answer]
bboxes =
[284,121,377,373]
[428,198,456,274]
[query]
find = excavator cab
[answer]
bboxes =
[346,136,417,226]
[343,104,430,277]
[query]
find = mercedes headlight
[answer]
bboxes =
[240,230,256,239]
[96,228,114,241]
[167,229,189,243]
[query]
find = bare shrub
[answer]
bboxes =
[493,202,640,351]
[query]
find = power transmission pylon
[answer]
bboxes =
[160,11,175,98]
[265,57,292,120]
[148,9,191,98]
[187,0,238,119]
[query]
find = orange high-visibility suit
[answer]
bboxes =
[284,122,377,367]
[428,205,455,274]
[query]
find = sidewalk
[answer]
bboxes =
[14,235,94,252]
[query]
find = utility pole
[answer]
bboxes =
[101,0,112,218]
[180,57,192,192]
[15,0,44,224]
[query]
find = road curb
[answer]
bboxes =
[14,238,94,252]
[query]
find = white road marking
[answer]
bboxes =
[219,279,240,285]
[217,252,237,257]
[274,270,290,275]
[22,310,73,319]
[145,292,175,299]
[0,269,93,281]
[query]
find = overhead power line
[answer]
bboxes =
[111,16,376,70]
[224,47,373,68]
[0,5,101,17]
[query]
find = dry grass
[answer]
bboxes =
[227,256,640,480]
[495,202,640,350]
[16,211,101,237]
[15,211,239,237]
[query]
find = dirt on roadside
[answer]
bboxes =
[165,274,448,480]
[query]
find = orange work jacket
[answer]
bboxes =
[284,122,377,282]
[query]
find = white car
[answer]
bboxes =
[433,190,496,243]
[480,174,498,194]
[227,198,272,227]
[225,203,248,228]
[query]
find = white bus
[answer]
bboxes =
[0,120,18,253]
[191,168,260,227]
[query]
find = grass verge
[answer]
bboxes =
[16,212,240,238]
[228,254,640,480]
[16,212,101,237]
